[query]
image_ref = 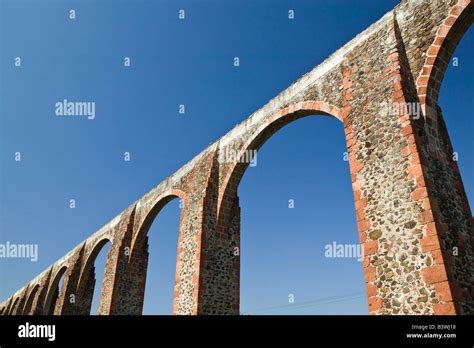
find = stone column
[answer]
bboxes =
[97,207,136,315]
[197,192,240,315]
[54,249,85,315]
[342,17,471,314]
[172,198,206,315]
[415,104,474,314]
[22,286,39,315]
[32,271,52,315]
[115,236,149,314]
[76,266,97,315]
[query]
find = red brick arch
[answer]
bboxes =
[119,189,188,314]
[43,266,67,315]
[131,189,188,257]
[217,100,344,223]
[417,1,473,110]
[79,238,112,287]
[4,0,474,316]
[75,238,112,314]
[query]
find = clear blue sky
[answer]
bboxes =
[0,0,472,315]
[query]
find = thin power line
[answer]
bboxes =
[242,292,366,314]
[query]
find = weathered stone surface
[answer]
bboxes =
[1,0,472,316]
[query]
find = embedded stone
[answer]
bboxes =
[369,230,383,240]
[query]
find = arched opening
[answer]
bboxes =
[131,194,184,314]
[435,23,473,205]
[44,266,67,315]
[417,2,473,109]
[415,3,473,313]
[22,284,40,315]
[219,102,367,314]
[78,239,112,315]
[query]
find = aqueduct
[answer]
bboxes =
[2,0,473,315]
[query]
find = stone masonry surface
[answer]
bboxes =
[1,0,473,315]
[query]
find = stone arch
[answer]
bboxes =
[412,1,474,314]
[417,1,473,110]
[118,189,188,314]
[22,284,40,315]
[201,100,347,314]
[17,286,32,315]
[131,189,188,256]
[4,298,13,315]
[75,238,112,314]
[218,101,344,223]
[43,266,67,315]
[9,297,20,315]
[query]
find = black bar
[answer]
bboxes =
[0,315,473,346]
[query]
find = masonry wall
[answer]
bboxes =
[1,0,472,316]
